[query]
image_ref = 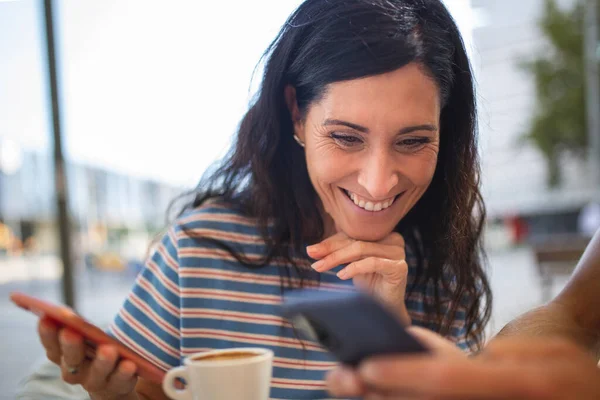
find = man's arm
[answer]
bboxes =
[495,229,600,359]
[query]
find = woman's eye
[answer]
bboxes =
[398,138,430,147]
[330,133,363,147]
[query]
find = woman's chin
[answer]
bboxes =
[337,226,395,242]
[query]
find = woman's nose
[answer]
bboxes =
[357,151,399,200]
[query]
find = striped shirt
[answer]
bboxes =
[109,202,471,399]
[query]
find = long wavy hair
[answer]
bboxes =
[177,0,492,350]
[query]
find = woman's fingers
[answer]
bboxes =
[313,242,405,273]
[326,366,365,398]
[105,358,138,395]
[38,317,61,364]
[83,345,119,392]
[338,257,407,283]
[307,232,353,260]
[405,326,465,357]
[36,319,140,396]
[59,328,88,383]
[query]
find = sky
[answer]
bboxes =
[0,0,480,188]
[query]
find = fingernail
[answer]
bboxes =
[311,260,323,271]
[96,351,106,361]
[306,244,319,253]
[359,361,378,381]
[40,323,51,334]
[341,373,361,393]
[330,368,361,393]
[337,269,348,279]
[59,332,70,345]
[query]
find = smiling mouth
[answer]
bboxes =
[341,188,402,212]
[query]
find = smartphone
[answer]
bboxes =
[282,289,428,366]
[10,291,165,385]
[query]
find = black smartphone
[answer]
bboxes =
[282,289,428,366]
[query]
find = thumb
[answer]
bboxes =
[406,326,466,357]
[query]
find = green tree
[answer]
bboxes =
[520,0,589,186]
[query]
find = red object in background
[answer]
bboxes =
[506,215,528,244]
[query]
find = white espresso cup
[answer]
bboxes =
[162,347,274,400]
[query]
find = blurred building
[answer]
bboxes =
[0,149,183,258]
[472,0,600,239]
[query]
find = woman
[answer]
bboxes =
[36,0,491,398]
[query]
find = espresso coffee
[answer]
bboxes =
[195,351,258,362]
[163,348,273,400]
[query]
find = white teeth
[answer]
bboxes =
[345,190,397,212]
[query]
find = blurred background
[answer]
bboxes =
[1,0,599,398]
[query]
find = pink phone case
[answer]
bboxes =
[10,291,166,385]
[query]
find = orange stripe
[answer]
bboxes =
[180,328,323,352]
[178,248,313,269]
[136,277,180,316]
[177,228,263,244]
[181,308,290,327]
[145,259,180,295]
[120,309,180,359]
[271,378,327,390]
[129,294,180,338]
[272,358,337,370]
[181,288,281,304]
[179,268,352,291]
[110,324,171,371]
[178,211,258,227]
[156,245,179,273]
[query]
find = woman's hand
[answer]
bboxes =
[37,317,139,400]
[307,232,410,324]
[326,336,600,400]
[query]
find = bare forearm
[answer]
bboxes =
[495,229,600,360]
[495,302,600,360]
[555,229,600,335]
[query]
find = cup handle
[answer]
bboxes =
[162,366,192,400]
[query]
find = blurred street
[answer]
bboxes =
[0,246,571,399]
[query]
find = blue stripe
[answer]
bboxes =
[181,316,298,339]
[271,366,332,381]
[180,277,287,295]
[181,338,332,361]
[270,387,331,399]
[112,314,180,367]
[134,273,181,320]
[123,299,180,348]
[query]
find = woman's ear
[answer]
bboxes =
[284,85,305,142]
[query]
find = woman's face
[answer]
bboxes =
[290,63,441,242]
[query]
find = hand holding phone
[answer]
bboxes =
[10,291,165,386]
[282,289,428,367]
